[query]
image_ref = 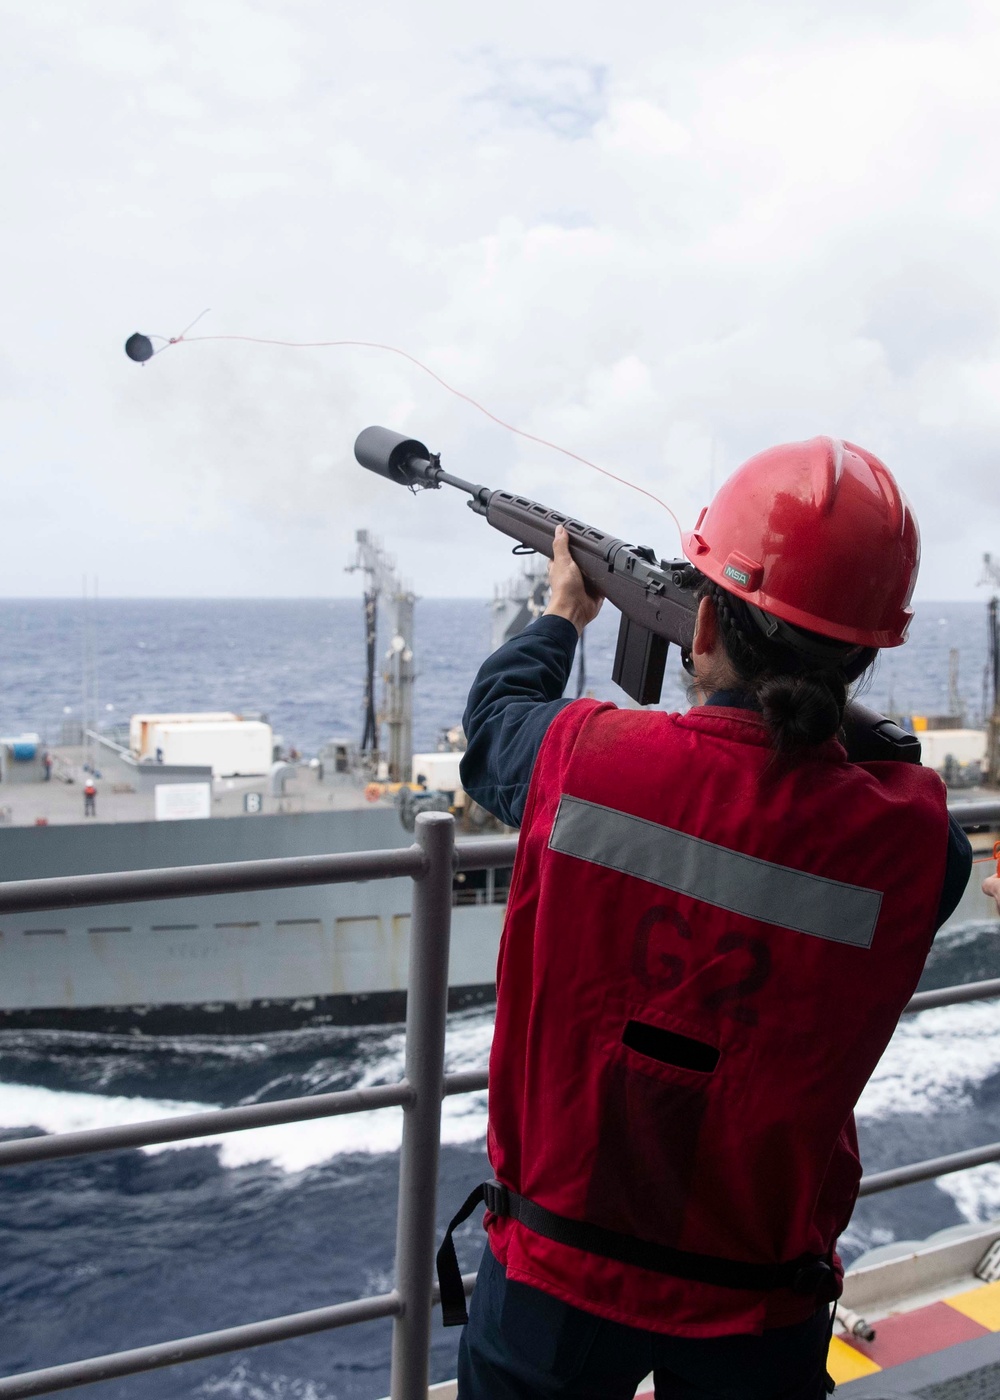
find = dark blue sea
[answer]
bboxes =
[0,596,997,1399]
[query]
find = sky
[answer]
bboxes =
[2,0,999,599]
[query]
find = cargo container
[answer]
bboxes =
[411,751,463,795]
[138,718,273,777]
[130,712,238,759]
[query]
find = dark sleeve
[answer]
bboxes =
[934,814,974,932]
[460,615,579,828]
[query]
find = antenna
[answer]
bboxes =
[80,576,99,773]
[987,597,1000,787]
[947,648,965,727]
[980,554,1000,786]
[346,531,394,759]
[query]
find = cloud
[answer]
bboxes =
[470,53,609,139]
[595,99,691,157]
[1,0,998,598]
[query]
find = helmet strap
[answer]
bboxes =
[744,602,863,670]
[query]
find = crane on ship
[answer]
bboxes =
[346,530,416,783]
[979,552,1000,787]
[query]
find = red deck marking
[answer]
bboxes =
[842,1300,989,1369]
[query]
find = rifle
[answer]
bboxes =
[354,425,920,765]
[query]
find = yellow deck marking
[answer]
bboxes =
[944,1279,1000,1331]
[826,1336,881,1382]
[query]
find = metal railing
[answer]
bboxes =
[0,813,509,1400]
[0,804,994,1398]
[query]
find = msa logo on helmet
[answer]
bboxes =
[721,553,763,591]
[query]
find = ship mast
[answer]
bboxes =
[346,531,416,783]
[347,531,384,759]
[81,575,99,772]
[980,553,1000,788]
[384,583,416,784]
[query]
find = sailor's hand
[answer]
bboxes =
[544,526,603,636]
[983,873,1000,916]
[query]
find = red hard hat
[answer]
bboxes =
[683,437,919,649]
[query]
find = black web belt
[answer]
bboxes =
[436,1180,841,1328]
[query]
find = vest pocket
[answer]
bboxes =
[622,1019,720,1074]
[581,1002,730,1245]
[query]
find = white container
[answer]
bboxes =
[918,729,987,770]
[145,720,273,777]
[411,752,463,793]
[130,713,236,759]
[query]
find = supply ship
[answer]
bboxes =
[0,538,551,1034]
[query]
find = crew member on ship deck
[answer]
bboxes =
[455,438,972,1400]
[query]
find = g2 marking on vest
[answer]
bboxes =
[631,905,690,990]
[702,933,772,1026]
[723,563,751,588]
[630,903,773,1025]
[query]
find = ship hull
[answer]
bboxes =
[0,983,497,1034]
[0,808,506,1029]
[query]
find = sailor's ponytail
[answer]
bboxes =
[756,673,847,752]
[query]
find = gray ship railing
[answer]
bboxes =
[0,804,995,1399]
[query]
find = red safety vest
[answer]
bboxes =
[486,700,949,1337]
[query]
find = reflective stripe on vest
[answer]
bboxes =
[549,794,883,948]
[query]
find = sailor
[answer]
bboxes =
[83,774,97,818]
[451,439,973,1400]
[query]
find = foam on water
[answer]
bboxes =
[0,1080,486,1172]
[858,1000,1000,1119]
[0,1081,209,1141]
[0,1009,494,1172]
[936,1164,1000,1224]
[2,986,999,1175]
[196,1362,334,1400]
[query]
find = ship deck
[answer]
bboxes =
[819,1220,1000,1395]
[836,1327,1000,1395]
[0,743,388,826]
[402,1233,1000,1398]
[832,1268,1000,1394]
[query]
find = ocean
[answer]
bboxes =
[0,594,996,1399]
[0,594,993,756]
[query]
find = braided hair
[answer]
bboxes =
[698,579,877,754]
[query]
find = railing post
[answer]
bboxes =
[390,812,455,1400]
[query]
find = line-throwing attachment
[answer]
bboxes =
[123,315,684,541]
